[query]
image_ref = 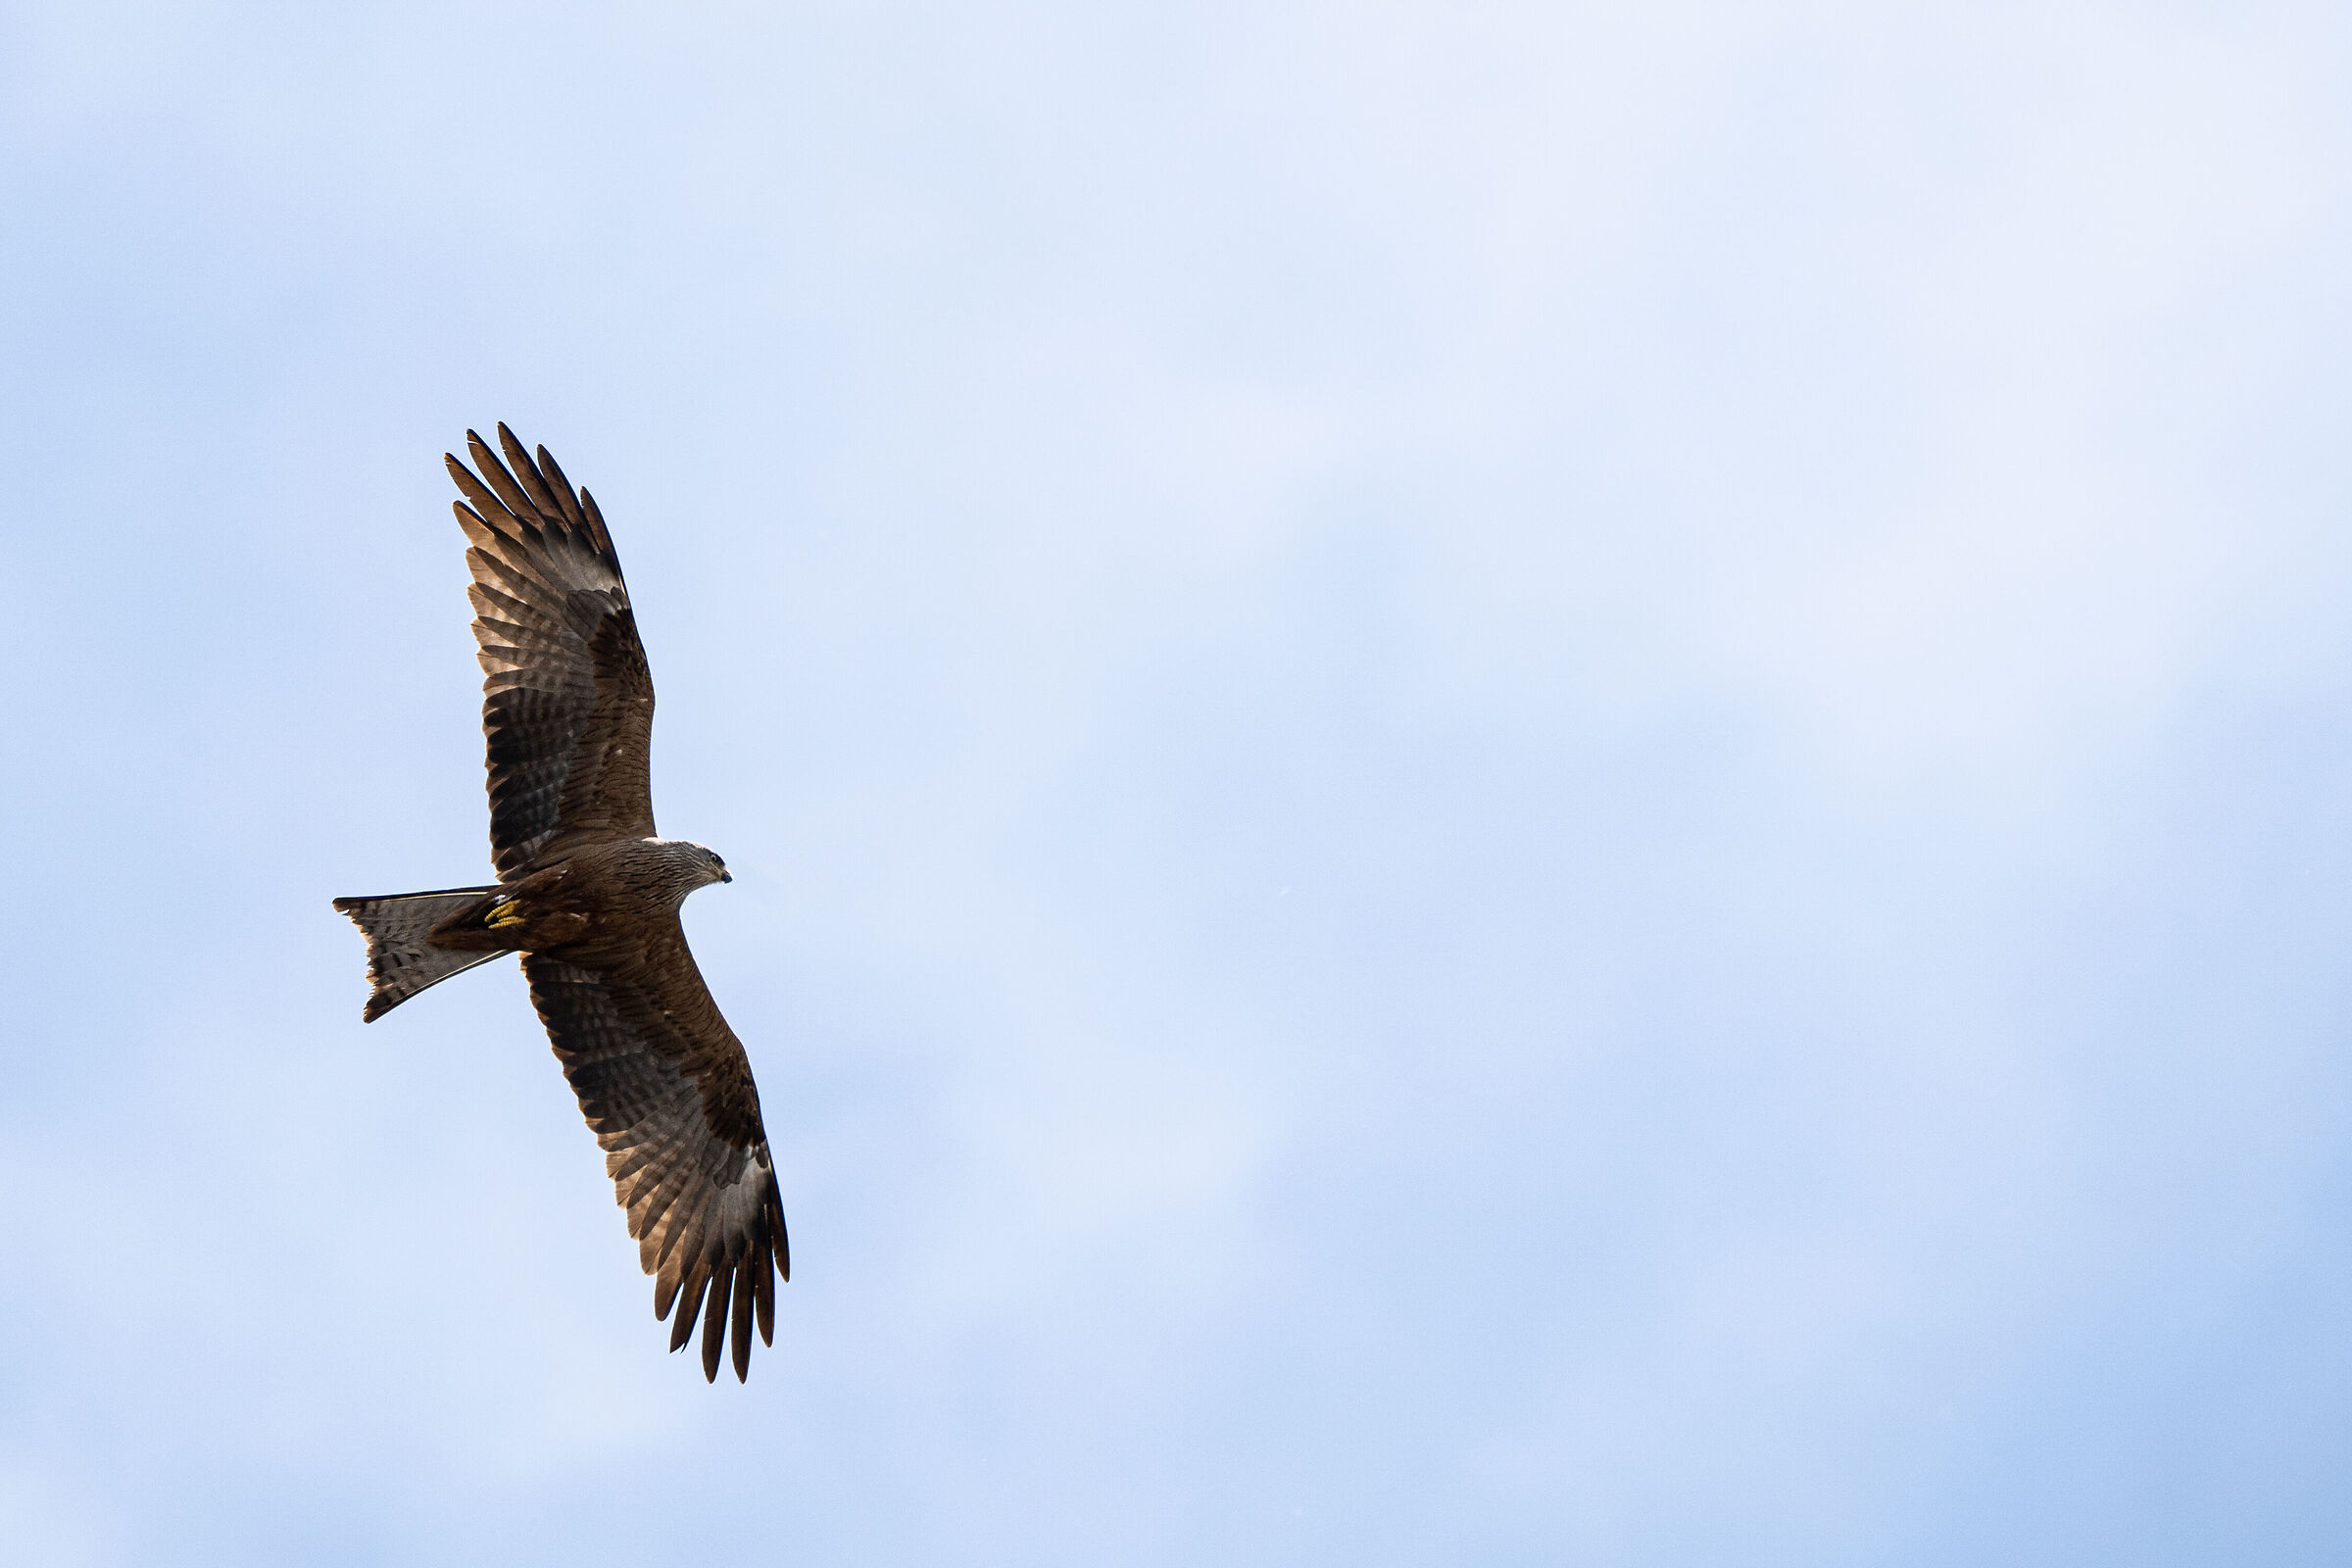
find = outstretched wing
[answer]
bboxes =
[523,939,789,1383]
[449,425,656,881]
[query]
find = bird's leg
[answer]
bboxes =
[426,868,586,954]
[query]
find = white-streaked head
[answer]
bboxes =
[647,836,732,891]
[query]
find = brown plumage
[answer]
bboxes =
[333,425,787,1384]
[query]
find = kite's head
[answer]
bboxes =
[649,837,733,898]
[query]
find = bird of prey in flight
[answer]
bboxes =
[333,426,787,1383]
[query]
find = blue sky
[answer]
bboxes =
[6,1,2352,1562]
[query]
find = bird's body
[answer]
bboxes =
[333,427,787,1383]
[429,837,727,964]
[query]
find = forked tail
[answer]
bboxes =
[331,886,508,1021]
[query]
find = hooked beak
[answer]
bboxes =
[720,870,733,883]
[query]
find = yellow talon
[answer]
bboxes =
[486,899,524,929]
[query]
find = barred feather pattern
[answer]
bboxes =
[525,956,789,1383]
[447,424,655,882]
[330,885,506,1020]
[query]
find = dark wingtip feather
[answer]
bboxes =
[495,424,562,519]
[534,444,586,525]
[700,1263,730,1382]
[466,429,536,519]
[461,432,497,484]
[669,1264,711,1353]
[579,488,617,560]
[494,423,533,478]
[495,424,545,486]
[446,459,513,528]
[754,1244,775,1347]
[730,1261,754,1381]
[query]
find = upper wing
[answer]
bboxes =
[449,425,657,881]
[523,937,789,1383]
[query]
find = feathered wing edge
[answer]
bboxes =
[525,956,789,1383]
[446,425,652,880]
[645,1137,790,1384]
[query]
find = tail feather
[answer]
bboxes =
[331,886,508,1021]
